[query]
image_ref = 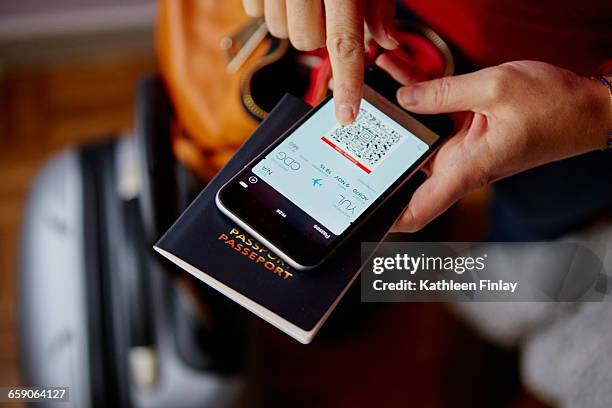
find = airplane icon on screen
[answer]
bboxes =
[312,178,322,187]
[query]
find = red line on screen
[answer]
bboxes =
[321,136,371,174]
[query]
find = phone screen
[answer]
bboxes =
[225,92,440,254]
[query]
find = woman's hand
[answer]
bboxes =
[377,59,612,232]
[242,0,398,124]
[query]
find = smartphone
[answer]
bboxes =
[216,84,453,270]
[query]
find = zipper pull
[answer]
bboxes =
[222,20,269,74]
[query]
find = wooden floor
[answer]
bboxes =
[0,54,157,399]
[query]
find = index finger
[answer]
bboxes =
[324,0,365,124]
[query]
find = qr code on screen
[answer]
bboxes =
[329,108,404,169]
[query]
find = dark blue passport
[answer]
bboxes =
[155,94,423,343]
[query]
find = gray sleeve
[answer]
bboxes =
[452,225,612,407]
[522,302,612,408]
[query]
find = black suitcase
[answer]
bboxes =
[19,76,247,408]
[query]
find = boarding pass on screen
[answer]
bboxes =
[327,107,405,171]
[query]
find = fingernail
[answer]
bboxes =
[397,85,421,106]
[337,104,355,124]
[386,32,399,49]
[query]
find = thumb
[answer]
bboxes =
[393,163,488,232]
[365,0,398,50]
[397,70,492,114]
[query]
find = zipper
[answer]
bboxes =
[240,38,290,121]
